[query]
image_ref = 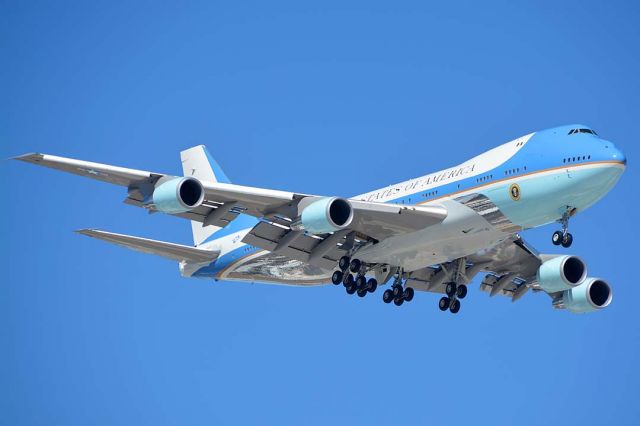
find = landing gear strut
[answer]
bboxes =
[552,208,575,248]
[382,270,414,307]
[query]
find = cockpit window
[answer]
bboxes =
[568,128,597,136]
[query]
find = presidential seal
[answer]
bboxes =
[509,183,521,201]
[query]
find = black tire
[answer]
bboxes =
[393,297,404,306]
[552,231,563,246]
[403,287,415,302]
[339,256,350,271]
[357,289,367,298]
[367,278,378,293]
[346,283,357,295]
[331,270,343,285]
[383,289,394,303]
[439,297,450,311]
[449,299,461,314]
[355,275,367,290]
[343,273,354,287]
[349,258,361,273]
[561,232,573,248]
[445,282,457,297]
[456,284,468,299]
[392,285,403,298]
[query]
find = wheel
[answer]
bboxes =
[346,284,357,295]
[445,282,457,297]
[349,258,362,273]
[449,299,461,314]
[456,284,467,299]
[338,256,350,271]
[392,285,403,298]
[403,287,414,302]
[562,232,573,248]
[438,297,450,311]
[367,278,378,293]
[343,273,354,287]
[552,231,563,246]
[355,275,367,290]
[331,270,343,285]
[357,289,367,297]
[383,289,394,303]
[393,297,404,306]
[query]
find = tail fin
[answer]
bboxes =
[181,145,232,246]
[181,145,231,184]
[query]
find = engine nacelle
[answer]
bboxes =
[537,255,587,293]
[152,177,204,214]
[562,278,612,313]
[299,197,354,234]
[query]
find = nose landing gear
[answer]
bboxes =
[552,208,576,248]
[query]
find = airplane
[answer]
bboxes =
[14,124,626,314]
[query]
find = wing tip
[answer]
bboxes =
[11,153,44,163]
[75,228,100,236]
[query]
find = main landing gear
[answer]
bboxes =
[438,282,467,314]
[332,256,378,298]
[552,208,576,248]
[382,272,414,307]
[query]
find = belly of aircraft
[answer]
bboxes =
[219,251,333,286]
[356,199,509,271]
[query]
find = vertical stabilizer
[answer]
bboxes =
[181,145,231,246]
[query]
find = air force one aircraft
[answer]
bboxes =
[15,124,626,314]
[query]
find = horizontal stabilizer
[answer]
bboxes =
[76,229,219,263]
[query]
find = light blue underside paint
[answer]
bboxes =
[482,165,624,229]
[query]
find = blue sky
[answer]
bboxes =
[2,1,640,424]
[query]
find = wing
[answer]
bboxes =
[15,152,448,259]
[405,234,544,302]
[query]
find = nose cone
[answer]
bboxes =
[602,140,626,166]
[613,146,627,165]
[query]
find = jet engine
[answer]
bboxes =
[298,197,354,234]
[562,278,612,313]
[152,177,205,214]
[537,255,587,293]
